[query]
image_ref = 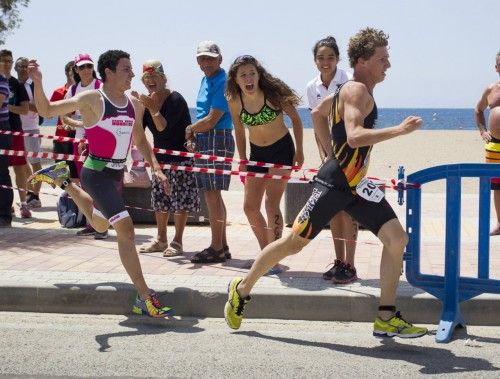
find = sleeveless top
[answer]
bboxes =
[239,95,280,127]
[84,90,135,171]
[329,83,378,189]
[66,78,102,139]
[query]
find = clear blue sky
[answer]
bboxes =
[3,0,499,108]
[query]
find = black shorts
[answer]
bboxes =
[292,158,397,239]
[80,166,128,224]
[248,132,295,173]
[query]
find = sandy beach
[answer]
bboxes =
[38,127,484,193]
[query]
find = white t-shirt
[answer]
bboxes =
[65,78,102,139]
[20,78,40,131]
[306,68,351,110]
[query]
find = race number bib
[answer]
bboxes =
[356,177,385,203]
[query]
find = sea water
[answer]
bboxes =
[42,108,485,130]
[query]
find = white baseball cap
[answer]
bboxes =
[196,41,221,58]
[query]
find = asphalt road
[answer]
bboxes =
[0,312,499,378]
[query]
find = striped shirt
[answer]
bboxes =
[0,74,9,122]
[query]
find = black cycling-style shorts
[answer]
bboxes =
[80,166,128,224]
[292,158,397,240]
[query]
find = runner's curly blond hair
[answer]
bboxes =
[348,28,389,68]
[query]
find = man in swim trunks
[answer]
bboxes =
[27,50,173,317]
[224,27,428,338]
[475,51,500,236]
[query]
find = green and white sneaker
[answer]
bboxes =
[29,161,69,186]
[373,311,428,338]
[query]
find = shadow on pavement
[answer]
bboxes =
[277,276,383,293]
[446,327,500,345]
[235,331,499,374]
[134,233,158,244]
[11,216,55,224]
[95,315,205,352]
[1,225,155,253]
[29,206,57,213]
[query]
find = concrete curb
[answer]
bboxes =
[1,271,499,326]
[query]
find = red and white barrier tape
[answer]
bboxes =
[0,148,86,162]
[0,148,422,188]
[132,160,309,182]
[0,149,310,181]
[2,131,425,183]
[150,149,303,171]
[0,129,306,171]
[0,129,87,144]
[0,134,421,188]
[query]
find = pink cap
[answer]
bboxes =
[74,53,94,67]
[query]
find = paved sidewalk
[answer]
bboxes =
[1,187,499,326]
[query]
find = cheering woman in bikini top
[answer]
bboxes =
[226,55,303,272]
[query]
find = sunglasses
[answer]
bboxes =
[78,64,93,70]
[0,59,13,64]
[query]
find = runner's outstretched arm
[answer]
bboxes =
[343,82,421,147]
[28,59,82,119]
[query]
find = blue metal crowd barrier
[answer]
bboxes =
[404,163,500,343]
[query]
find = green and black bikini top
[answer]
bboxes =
[239,95,281,127]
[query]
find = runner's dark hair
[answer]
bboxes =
[98,50,130,82]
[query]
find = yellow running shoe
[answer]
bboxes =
[224,277,250,330]
[29,161,69,186]
[373,311,428,338]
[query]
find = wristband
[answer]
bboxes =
[152,111,160,117]
[378,305,396,312]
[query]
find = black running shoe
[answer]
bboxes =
[332,263,358,284]
[76,225,96,236]
[322,259,344,280]
[94,230,108,240]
